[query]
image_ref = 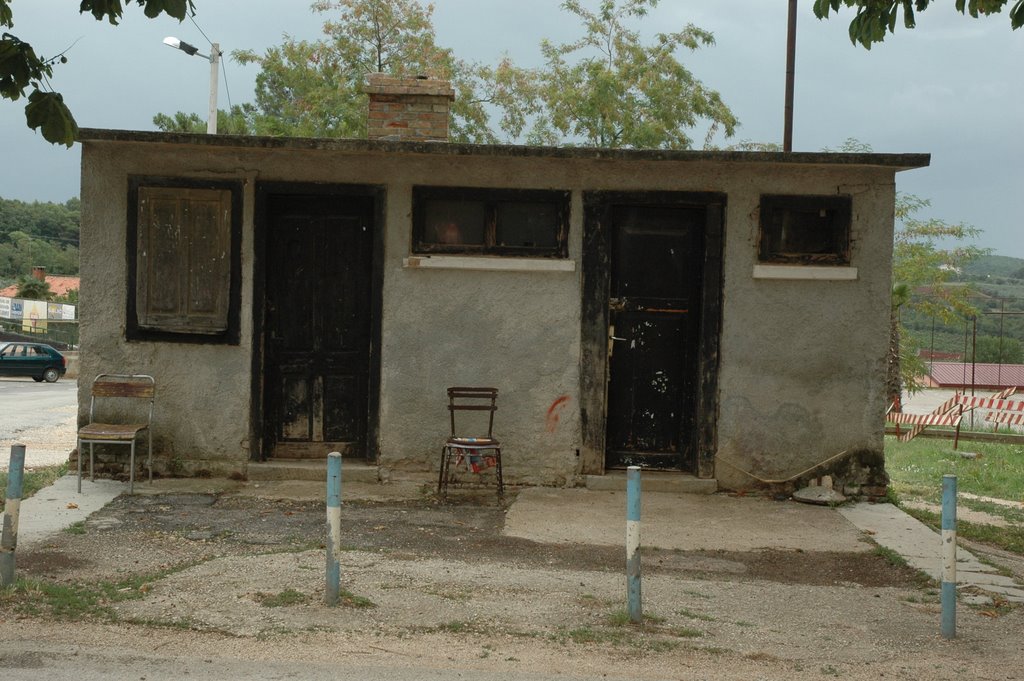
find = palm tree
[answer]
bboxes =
[15,277,52,301]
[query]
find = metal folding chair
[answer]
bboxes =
[437,387,503,499]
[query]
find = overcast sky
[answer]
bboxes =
[1,0,1021,257]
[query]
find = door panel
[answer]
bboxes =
[264,195,373,459]
[606,205,705,471]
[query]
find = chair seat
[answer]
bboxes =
[78,422,149,440]
[447,436,499,448]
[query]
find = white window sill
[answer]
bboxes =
[752,264,858,281]
[402,255,576,273]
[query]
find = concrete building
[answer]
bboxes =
[76,76,928,495]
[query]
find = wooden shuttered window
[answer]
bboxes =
[135,186,233,335]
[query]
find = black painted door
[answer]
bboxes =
[264,194,373,459]
[605,205,705,471]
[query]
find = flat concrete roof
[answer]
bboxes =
[78,128,930,171]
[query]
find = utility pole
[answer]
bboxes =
[784,0,798,152]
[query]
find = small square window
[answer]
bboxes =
[759,195,851,265]
[413,187,569,258]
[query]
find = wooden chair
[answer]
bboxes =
[77,374,155,495]
[438,387,503,499]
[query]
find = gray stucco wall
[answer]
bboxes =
[78,135,912,488]
[79,146,256,476]
[714,171,895,490]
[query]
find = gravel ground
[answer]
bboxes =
[5,492,1024,680]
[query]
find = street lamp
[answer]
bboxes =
[163,36,220,134]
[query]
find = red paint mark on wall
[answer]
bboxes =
[546,395,571,433]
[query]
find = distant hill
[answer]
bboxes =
[963,255,1024,279]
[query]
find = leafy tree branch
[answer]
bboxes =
[813,0,1023,48]
[1,0,195,146]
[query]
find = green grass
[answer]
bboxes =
[338,588,375,608]
[885,435,1024,556]
[901,507,1024,555]
[606,609,665,626]
[884,436,1024,502]
[873,545,909,568]
[676,607,715,622]
[0,574,150,621]
[0,463,68,505]
[255,588,309,608]
[63,521,86,535]
[0,560,203,622]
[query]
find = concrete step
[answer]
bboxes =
[585,472,717,494]
[246,459,380,483]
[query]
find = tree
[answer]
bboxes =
[153,105,258,135]
[973,335,1024,364]
[14,275,51,301]
[0,196,80,278]
[820,139,988,401]
[155,0,736,149]
[512,0,738,148]
[813,0,1024,48]
[155,0,498,143]
[1,0,195,146]
[891,191,988,399]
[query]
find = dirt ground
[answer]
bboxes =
[5,491,1024,680]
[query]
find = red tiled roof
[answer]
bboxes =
[925,362,1024,389]
[0,275,79,298]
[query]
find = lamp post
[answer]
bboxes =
[163,36,220,134]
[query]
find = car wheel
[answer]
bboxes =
[43,368,60,383]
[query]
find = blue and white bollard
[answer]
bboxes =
[626,465,642,624]
[1,444,26,587]
[325,452,342,606]
[941,474,957,639]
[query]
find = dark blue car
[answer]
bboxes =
[0,342,67,382]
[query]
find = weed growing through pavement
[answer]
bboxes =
[681,589,712,600]
[873,545,909,568]
[63,520,86,535]
[256,588,310,608]
[423,585,473,601]
[606,609,666,627]
[338,588,376,608]
[675,607,715,622]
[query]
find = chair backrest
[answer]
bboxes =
[447,387,498,439]
[89,374,156,424]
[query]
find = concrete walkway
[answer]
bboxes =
[840,501,1024,603]
[6,475,1023,603]
[15,474,126,547]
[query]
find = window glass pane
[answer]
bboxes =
[422,199,486,246]
[759,196,850,264]
[496,201,559,248]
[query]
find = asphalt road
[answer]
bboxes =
[0,376,77,469]
[0,639,617,681]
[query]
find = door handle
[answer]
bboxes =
[608,325,626,359]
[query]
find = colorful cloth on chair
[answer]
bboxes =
[452,446,497,473]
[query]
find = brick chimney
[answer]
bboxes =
[31,266,45,282]
[364,73,455,142]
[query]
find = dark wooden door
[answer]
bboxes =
[263,194,373,459]
[605,205,705,471]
